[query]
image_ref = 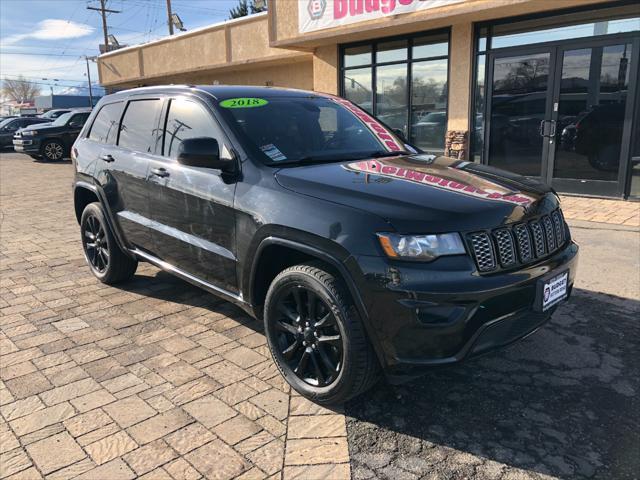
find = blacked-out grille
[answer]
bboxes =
[493,229,516,267]
[530,221,546,258]
[552,210,564,246]
[542,215,556,252]
[513,223,533,262]
[468,232,495,272]
[467,208,568,274]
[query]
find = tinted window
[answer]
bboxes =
[70,112,90,126]
[89,103,122,144]
[164,99,219,159]
[217,96,400,165]
[118,99,162,153]
[51,112,74,126]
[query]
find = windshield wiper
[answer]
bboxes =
[369,150,412,158]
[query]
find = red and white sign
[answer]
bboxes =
[299,0,465,34]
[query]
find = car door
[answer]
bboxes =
[0,119,20,145]
[65,112,91,148]
[94,98,162,252]
[146,96,238,293]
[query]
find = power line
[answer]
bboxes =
[0,52,83,57]
[87,0,121,53]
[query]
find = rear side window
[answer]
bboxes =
[70,112,90,126]
[89,103,122,144]
[163,98,219,159]
[118,99,162,153]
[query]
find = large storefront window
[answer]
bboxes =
[473,3,639,198]
[341,31,449,154]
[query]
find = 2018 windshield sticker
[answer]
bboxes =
[219,98,268,108]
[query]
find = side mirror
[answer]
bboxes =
[69,121,83,128]
[177,137,231,171]
[393,128,407,142]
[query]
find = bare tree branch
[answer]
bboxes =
[1,76,41,103]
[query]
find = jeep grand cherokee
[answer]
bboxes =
[72,86,579,405]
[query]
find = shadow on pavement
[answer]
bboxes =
[346,289,640,480]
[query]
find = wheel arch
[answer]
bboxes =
[248,236,387,367]
[73,181,134,259]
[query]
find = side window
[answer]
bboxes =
[164,98,219,159]
[89,103,122,144]
[71,113,90,126]
[118,99,162,153]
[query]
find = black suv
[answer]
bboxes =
[14,108,91,161]
[0,116,51,148]
[72,86,579,404]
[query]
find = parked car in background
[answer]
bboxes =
[0,117,51,149]
[40,109,72,120]
[14,108,91,161]
[72,85,578,405]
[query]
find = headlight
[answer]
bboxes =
[377,232,465,261]
[22,130,36,136]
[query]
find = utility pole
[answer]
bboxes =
[85,57,94,107]
[87,0,120,53]
[166,0,174,35]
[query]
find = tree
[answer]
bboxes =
[1,76,40,103]
[229,0,267,19]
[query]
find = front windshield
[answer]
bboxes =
[0,118,14,129]
[40,110,61,119]
[216,95,408,165]
[51,112,73,126]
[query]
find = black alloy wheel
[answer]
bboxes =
[82,213,110,273]
[273,285,343,387]
[80,202,138,284]
[43,140,64,161]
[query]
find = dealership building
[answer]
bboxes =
[97,0,640,199]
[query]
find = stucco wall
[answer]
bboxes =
[448,22,473,132]
[312,45,339,95]
[98,14,309,87]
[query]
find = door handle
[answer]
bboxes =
[100,154,115,162]
[151,167,170,178]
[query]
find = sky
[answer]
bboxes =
[0,0,243,97]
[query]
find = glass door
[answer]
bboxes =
[485,48,555,178]
[548,38,638,196]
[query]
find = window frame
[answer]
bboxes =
[116,97,164,154]
[160,96,224,160]
[339,28,451,152]
[87,101,124,145]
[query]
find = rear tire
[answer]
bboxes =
[264,263,380,405]
[41,139,65,161]
[80,202,137,284]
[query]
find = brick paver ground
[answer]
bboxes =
[0,153,350,479]
[559,195,639,227]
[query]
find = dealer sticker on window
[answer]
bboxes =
[260,144,287,162]
[540,270,569,311]
[219,98,268,108]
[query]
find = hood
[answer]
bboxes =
[19,123,60,133]
[275,155,558,233]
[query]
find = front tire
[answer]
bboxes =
[264,263,379,405]
[41,139,65,161]
[80,202,137,284]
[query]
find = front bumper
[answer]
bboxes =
[350,241,579,378]
[13,138,40,153]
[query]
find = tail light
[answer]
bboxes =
[71,147,78,163]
